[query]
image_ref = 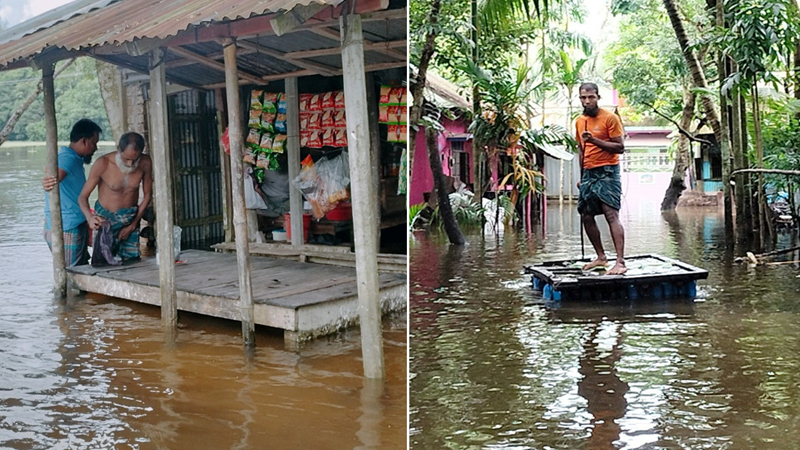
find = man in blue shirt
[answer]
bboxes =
[43,119,102,266]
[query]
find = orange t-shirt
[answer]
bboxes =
[575,108,624,169]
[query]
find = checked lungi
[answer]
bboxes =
[578,164,622,216]
[93,201,140,260]
[44,222,90,266]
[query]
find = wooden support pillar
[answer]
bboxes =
[222,37,256,347]
[366,72,382,252]
[149,48,178,331]
[42,63,66,297]
[215,88,234,242]
[340,13,384,379]
[285,77,304,247]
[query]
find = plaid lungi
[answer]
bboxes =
[44,221,90,266]
[578,164,622,216]
[93,201,140,260]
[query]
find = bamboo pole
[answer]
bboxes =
[42,63,66,297]
[215,88,234,242]
[149,48,177,331]
[340,13,384,379]
[221,37,256,347]
[285,77,304,248]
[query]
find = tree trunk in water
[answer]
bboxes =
[427,126,466,245]
[661,85,695,210]
[0,58,75,146]
[408,0,442,187]
[662,0,722,146]
[751,87,766,250]
[717,0,734,241]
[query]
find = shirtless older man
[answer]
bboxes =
[78,132,152,262]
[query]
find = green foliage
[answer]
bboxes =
[409,202,427,230]
[605,0,695,121]
[431,192,486,228]
[716,0,800,95]
[0,57,110,142]
[463,62,536,152]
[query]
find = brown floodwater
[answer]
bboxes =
[0,145,407,449]
[410,198,800,449]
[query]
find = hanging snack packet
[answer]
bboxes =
[272,134,287,153]
[300,130,312,147]
[300,113,311,130]
[390,87,404,105]
[321,109,334,128]
[334,91,345,109]
[248,109,262,128]
[398,87,408,105]
[250,89,263,110]
[397,125,407,143]
[321,91,335,109]
[387,124,399,143]
[309,93,322,111]
[379,105,389,123]
[243,146,257,165]
[277,93,287,114]
[263,92,279,114]
[399,105,408,124]
[379,85,392,104]
[307,130,322,149]
[246,128,261,145]
[261,111,276,133]
[334,128,348,147]
[321,128,335,147]
[334,110,346,128]
[274,113,287,134]
[299,94,313,113]
[308,112,321,130]
[259,133,274,152]
[256,149,270,169]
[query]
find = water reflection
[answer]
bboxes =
[0,145,407,449]
[411,201,800,450]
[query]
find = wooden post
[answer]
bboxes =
[149,48,178,331]
[215,88,234,242]
[42,62,66,297]
[340,13,384,379]
[222,37,256,347]
[366,72,382,252]
[285,77,304,247]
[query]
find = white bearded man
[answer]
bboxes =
[78,131,153,262]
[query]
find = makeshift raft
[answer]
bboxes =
[524,254,708,301]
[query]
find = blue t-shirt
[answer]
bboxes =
[44,146,87,230]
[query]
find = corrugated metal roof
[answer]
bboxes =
[0,0,342,68]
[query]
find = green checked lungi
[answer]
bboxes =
[44,222,90,266]
[578,164,622,216]
[93,201,140,260]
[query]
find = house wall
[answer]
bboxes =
[409,117,471,206]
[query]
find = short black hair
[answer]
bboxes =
[579,82,600,95]
[70,119,102,142]
[118,131,146,153]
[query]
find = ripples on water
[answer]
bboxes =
[410,199,800,450]
[0,146,407,449]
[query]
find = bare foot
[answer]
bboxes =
[583,257,608,271]
[607,261,627,275]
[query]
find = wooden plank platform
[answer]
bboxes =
[524,254,708,301]
[67,249,407,343]
[211,241,407,273]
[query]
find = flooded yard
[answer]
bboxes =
[410,199,800,449]
[0,144,407,449]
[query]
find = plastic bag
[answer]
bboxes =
[244,167,268,210]
[291,152,350,219]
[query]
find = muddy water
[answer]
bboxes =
[0,145,407,449]
[410,199,800,449]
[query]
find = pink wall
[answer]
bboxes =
[409,117,471,206]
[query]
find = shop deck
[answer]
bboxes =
[67,249,406,344]
[524,254,708,301]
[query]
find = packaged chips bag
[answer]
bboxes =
[250,89,263,110]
